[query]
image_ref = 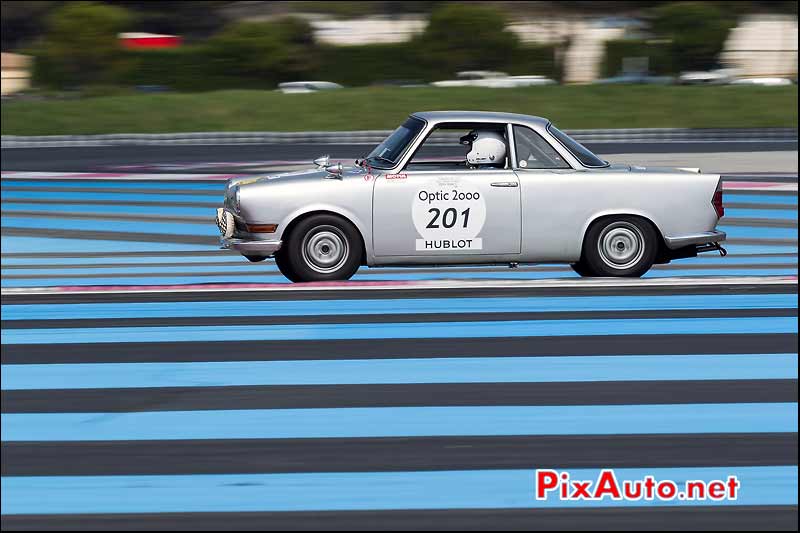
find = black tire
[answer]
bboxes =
[244,254,267,263]
[273,249,301,282]
[581,216,658,277]
[570,261,593,277]
[283,214,363,282]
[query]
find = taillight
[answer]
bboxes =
[712,183,724,219]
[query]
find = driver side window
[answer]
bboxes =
[405,123,509,171]
[513,125,570,169]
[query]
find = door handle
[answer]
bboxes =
[490,182,519,187]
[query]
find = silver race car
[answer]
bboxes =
[216,111,726,282]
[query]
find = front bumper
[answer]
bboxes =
[220,236,282,256]
[663,230,726,250]
[216,207,281,257]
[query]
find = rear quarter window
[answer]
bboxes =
[548,124,609,168]
[513,125,570,169]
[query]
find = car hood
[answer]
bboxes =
[228,166,365,188]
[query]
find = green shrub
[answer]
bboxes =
[119,47,251,91]
[314,43,434,86]
[115,17,320,92]
[32,1,133,88]
[412,3,520,76]
[313,41,559,86]
[205,17,318,85]
[507,44,561,81]
[603,39,674,77]
[651,1,737,71]
[30,3,557,91]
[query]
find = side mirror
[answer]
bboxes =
[324,162,343,178]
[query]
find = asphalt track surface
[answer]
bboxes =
[1,151,798,529]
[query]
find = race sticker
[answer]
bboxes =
[412,183,486,251]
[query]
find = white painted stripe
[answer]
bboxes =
[723,181,798,192]
[1,276,796,296]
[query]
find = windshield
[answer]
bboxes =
[548,124,609,168]
[366,116,426,168]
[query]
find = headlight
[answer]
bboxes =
[226,184,241,213]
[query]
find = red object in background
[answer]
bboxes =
[119,33,182,49]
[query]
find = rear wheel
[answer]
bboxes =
[283,214,363,282]
[581,216,657,277]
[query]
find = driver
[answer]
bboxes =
[460,130,507,168]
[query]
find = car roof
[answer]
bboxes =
[411,110,550,127]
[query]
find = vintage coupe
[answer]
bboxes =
[216,111,726,282]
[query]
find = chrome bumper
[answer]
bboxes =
[220,237,282,256]
[216,207,281,257]
[664,230,727,250]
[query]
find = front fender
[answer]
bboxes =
[278,203,373,258]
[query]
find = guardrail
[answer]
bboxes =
[2,128,796,148]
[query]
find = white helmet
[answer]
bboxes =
[462,130,506,167]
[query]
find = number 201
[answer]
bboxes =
[426,208,470,229]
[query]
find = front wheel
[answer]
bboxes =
[581,216,658,277]
[570,261,593,277]
[274,249,301,282]
[283,214,363,282]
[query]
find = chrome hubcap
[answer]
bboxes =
[598,222,644,269]
[301,226,348,274]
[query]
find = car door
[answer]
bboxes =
[372,125,521,259]
[509,123,581,260]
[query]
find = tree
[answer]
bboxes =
[1,1,59,50]
[651,2,737,71]
[207,17,318,84]
[33,1,133,87]
[413,4,520,75]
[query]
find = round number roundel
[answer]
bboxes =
[411,185,487,251]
